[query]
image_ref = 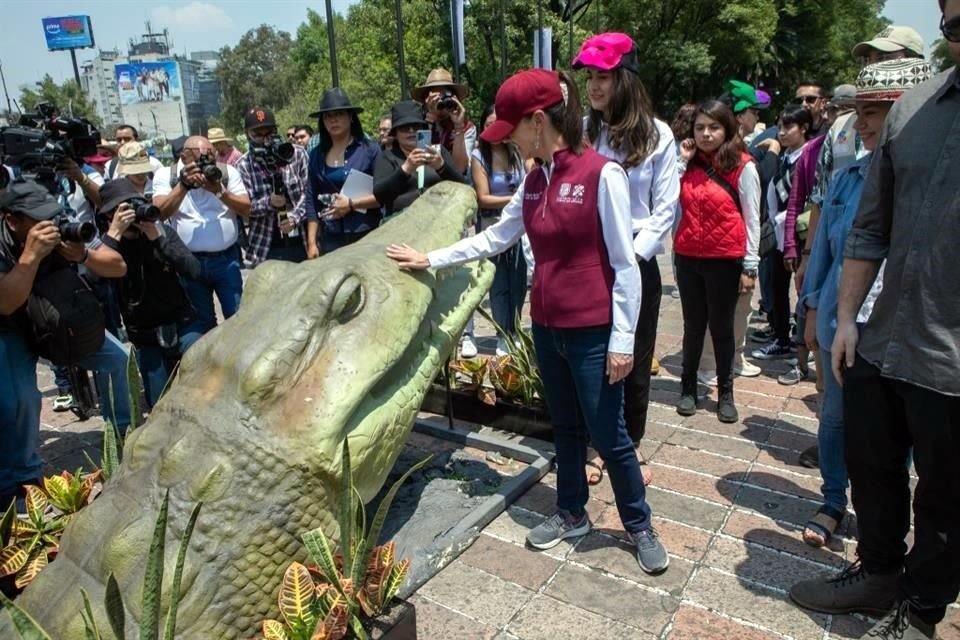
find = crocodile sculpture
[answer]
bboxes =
[3,183,494,639]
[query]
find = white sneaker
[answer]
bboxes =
[495,337,510,358]
[697,369,718,387]
[735,358,762,377]
[460,335,479,358]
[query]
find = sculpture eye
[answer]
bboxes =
[332,275,364,322]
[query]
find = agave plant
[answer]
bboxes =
[262,442,428,640]
[0,492,202,640]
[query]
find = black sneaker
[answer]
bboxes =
[751,341,796,360]
[717,391,738,423]
[629,528,669,575]
[789,560,898,616]
[864,601,936,639]
[749,326,775,343]
[676,394,697,416]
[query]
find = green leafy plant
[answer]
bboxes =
[98,348,147,481]
[448,357,495,406]
[477,308,544,406]
[0,492,202,640]
[0,486,68,589]
[263,442,428,640]
[42,468,102,515]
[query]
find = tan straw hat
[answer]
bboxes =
[411,68,469,103]
[207,127,233,144]
[117,141,153,176]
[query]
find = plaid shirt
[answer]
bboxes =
[236,145,309,266]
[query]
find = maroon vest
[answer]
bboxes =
[522,147,615,328]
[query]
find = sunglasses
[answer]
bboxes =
[796,95,822,105]
[942,15,960,43]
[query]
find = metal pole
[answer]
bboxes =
[394,0,409,99]
[69,49,82,87]
[324,0,340,87]
[537,0,544,68]
[568,5,574,67]
[498,0,507,80]
[595,0,601,32]
[0,60,12,114]
[450,0,461,83]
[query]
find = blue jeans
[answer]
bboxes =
[818,348,847,512]
[135,343,179,409]
[489,245,527,335]
[759,253,775,315]
[78,332,132,434]
[532,323,652,533]
[179,246,243,352]
[0,329,42,498]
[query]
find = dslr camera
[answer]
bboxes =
[127,196,161,222]
[195,152,223,182]
[251,136,295,170]
[0,102,100,186]
[437,89,459,112]
[53,213,96,243]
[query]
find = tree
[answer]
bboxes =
[19,75,101,127]
[216,25,297,134]
[931,38,955,72]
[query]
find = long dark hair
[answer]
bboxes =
[316,111,366,152]
[695,99,744,174]
[543,70,585,155]
[779,105,814,140]
[586,68,659,168]
[477,104,523,178]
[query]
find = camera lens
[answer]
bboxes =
[275,142,295,162]
[57,218,96,243]
[202,164,223,182]
[135,203,161,222]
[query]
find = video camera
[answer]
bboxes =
[0,103,101,185]
[251,135,295,171]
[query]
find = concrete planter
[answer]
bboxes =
[421,384,553,441]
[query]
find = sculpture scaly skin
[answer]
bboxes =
[2,183,493,639]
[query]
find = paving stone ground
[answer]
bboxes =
[35,248,960,640]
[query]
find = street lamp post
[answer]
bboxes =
[325,0,340,87]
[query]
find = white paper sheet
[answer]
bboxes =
[340,169,374,200]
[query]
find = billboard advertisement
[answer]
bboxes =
[115,62,182,105]
[42,15,95,51]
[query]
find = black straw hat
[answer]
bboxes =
[309,88,364,118]
[389,101,428,134]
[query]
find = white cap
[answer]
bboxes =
[852,25,925,58]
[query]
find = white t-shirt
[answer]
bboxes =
[153,161,246,252]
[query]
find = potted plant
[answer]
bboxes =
[260,442,428,640]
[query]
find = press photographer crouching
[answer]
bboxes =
[97,179,200,408]
[0,181,129,508]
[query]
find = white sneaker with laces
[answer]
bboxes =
[460,334,479,358]
[495,337,510,358]
[735,357,762,377]
[697,369,718,387]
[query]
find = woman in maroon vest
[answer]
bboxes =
[674,100,761,423]
[388,69,669,575]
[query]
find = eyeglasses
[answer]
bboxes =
[942,15,960,43]
[796,95,822,105]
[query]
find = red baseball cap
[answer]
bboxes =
[480,69,564,144]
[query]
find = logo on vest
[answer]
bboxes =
[557,182,585,204]
[524,189,543,201]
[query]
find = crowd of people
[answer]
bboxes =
[1,0,958,636]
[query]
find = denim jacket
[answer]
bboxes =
[306,138,381,235]
[799,154,883,349]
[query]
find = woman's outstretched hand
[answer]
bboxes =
[386,243,431,270]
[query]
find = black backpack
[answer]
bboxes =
[25,267,105,365]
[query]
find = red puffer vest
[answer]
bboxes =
[674,152,752,259]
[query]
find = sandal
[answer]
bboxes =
[636,449,653,487]
[802,504,845,548]
[585,459,605,486]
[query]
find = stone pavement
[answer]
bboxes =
[33,251,960,640]
[410,252,960,640]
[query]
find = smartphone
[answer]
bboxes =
[416,129,432,150]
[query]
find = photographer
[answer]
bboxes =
[412,68,476,175]
[98,179,200,407]
[235,107,310,266]
[152,136,250,351]
[0,181,131,507]
[105,124,163,181]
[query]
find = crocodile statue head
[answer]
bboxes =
[3,182,493,639]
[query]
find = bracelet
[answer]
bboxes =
[78,174,90,187]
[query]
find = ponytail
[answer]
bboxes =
[544,70,585,155]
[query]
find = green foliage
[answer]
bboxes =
[18,75,101,127]
[931,38,956,73]
[477,307,545,406]
[42,469,102,515]
[0,485,66,589]
[271,441,427,640]
[0,592,52,640]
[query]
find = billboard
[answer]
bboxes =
[115,62,182,106]
[42,15,95,51]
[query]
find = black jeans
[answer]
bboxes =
[768,249,792,344]
[624,257,662,443]
[675,255,741,395]
[843,355,960,623]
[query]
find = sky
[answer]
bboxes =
[0,0,947,106]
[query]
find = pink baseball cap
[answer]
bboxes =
[571,32,641,74]
[480,69,564,144]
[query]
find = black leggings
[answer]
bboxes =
[675,255,742,394]
[624,257,662,443]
